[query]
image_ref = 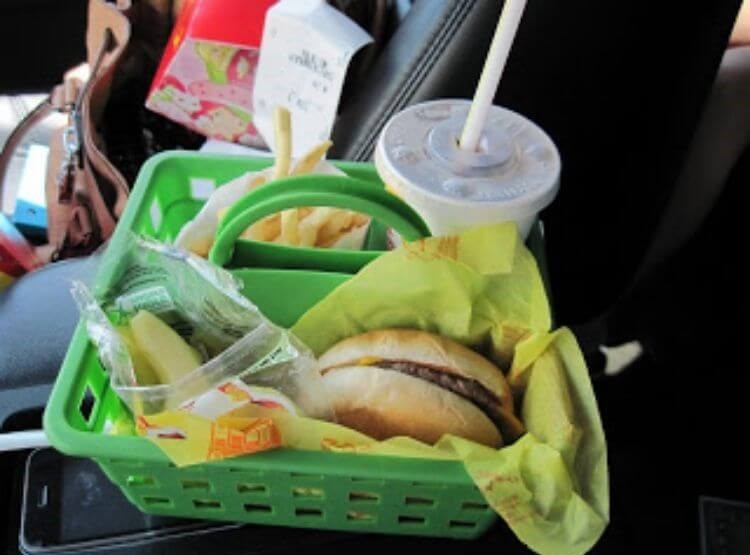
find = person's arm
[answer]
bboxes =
[730,0,750,46]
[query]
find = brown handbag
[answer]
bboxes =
[0,0,181,263]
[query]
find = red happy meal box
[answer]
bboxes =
[146,0,277,147]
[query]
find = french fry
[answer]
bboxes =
[318,211,355,246]
[186,237,212,257]
[271,106,297,243]
[225,113,368,250]
[318,233,341,248]
[291,140,333,176]
[352,213,370,227]
[241,224,262,241]
[330,210,355,231]
[243,214,281,242]
[298,223,319,247]
[249,174,267,188]
[317,211,372,247]
[174,169,269,257]
[272,107,292,179]
[262,215,282,241]
[239,174,282,241]
[298,207,334,247]
[243,208,369,248]
[280,208,300,245]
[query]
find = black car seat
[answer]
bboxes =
[0,0,743,425]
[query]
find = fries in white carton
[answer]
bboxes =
[175,107,370,256]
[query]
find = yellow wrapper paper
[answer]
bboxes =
[290,223,608,555]
[133,223,607,555]
[293,223,551,366]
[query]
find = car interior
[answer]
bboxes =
[1,0,749,553]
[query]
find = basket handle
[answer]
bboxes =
[209,174,430,268]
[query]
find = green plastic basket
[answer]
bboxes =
[44,152,500,539]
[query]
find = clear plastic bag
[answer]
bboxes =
[72,234,333,420]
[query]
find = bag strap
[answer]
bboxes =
[0,98,54,214]
[76,0,134,229]
[42,34,122,260]
[49,0,133,260]
[75,28,126,239]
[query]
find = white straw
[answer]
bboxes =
[459,0,528,152]
[0,430,50,452]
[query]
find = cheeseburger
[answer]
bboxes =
[318,329,524,447]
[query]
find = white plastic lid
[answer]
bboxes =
[376,99,561,217]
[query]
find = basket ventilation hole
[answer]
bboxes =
[398,515,427,526]
[150,201,162,231]
[182,480,210,491]
[292,487,324,498]
[244,503,273,514]
[449,520,478,529]
[127,475,155,487]
[237,483,268,494]
[190,178,215,200]
[193,499,222,510]
[462,501,489,511]
[346,511,376,522]
[142,496,171,507]
[79,384,97,424]
[349,491,380,504]
[295,508,324,518]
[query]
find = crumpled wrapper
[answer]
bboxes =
[289,222,608,555]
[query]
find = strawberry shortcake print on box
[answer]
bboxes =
[146,0,277,147]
